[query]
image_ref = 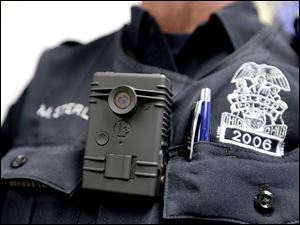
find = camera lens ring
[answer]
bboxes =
[114,91,131,109]
[108,85,137,115]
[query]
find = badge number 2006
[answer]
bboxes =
[217,62,291,157]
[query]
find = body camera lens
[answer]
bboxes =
[114,91,131,109]
[108,86,137,115]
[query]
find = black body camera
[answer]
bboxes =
[82,72,172,197]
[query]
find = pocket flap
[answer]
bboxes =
[164,142,299,224]
[1,144,84,194]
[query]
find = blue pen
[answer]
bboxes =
[197,88,211,141]
[188,88,211,160]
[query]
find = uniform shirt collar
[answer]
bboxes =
[123,1,264,72]
[215,1,264,49]
[124,6,176,71]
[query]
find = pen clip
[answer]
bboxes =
[188,100,202,161]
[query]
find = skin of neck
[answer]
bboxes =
[141,1,235,33]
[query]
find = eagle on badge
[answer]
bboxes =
[230,62,291,127]
[231,62,290,98]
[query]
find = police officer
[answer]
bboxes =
[1,1,299,224]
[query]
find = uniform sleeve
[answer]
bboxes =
[1,88,28,158]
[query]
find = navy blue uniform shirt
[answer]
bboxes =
[1,2,299,224]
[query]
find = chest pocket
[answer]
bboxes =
[163,142,299,224]
[1,144,84,195]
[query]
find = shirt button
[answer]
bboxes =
[11,154,27,168]
[254,189,275,215]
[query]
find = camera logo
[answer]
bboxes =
[113,120,131,138]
